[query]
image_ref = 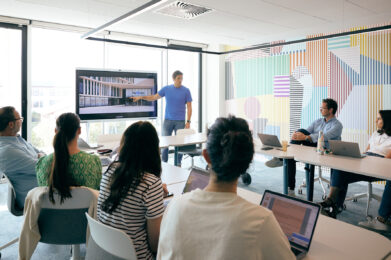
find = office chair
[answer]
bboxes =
[176,129,202,169]
[35,187,95,260]
[345,181,382,218]
[85,213,137,260]
[0,174,24,259]
[298,165,330,199]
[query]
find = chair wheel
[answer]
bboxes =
[343,204,347,210]
[241,173,251,185]
[298,189,303,195]
[322,195,327,200]
[353,198,358,202]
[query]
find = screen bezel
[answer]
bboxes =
[182,167,210,193]
[260,189,321,251]
[76,69,158,121]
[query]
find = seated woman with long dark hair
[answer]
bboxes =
[157,115,294,260]
[36,113,102,202]
[319,110,391,230]
[98,121,166,260]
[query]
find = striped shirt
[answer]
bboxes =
[97,163,164,260]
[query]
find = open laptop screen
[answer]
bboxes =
[182,167,210,193]
[260,190,320,250]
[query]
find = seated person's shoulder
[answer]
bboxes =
[78,151,100,161]
[143,172,162,185]
[36,153,53,169]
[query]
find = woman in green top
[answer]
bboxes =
[36,113,101,202]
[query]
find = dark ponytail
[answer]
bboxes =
[49,113,80,204]
[207,115,254,182]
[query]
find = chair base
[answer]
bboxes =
[345,182,382,217]
[298,167,330,199]
[0,237,19,251]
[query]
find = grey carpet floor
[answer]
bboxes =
[1,154,390,259]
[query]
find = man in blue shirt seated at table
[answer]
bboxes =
[0,106,41,209]
[131,70,193,165]
[266,98,343,196]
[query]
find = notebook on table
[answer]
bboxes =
[260,190,320,259]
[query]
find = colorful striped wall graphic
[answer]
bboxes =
[224,23,391,151]
[273,76,290,97]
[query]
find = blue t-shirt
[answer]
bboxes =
[158,84,192,120]
[0,135,39,208]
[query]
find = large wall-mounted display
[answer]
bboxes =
[76,69,158,120]
[224,23,391,151]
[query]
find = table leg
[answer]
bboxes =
[283,159,288,195]
[305,164,315,201]
[174,147,178,166]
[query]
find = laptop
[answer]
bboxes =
[164,167,210,206]
[329,140,366,158]
[260,190,320,259]
[258,133,284,150]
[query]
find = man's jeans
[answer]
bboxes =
[161,119,186,163]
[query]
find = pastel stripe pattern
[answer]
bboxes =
[273,75,290,97]
[224,23,391,149]
[328,36,351,50]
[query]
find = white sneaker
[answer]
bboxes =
[358,218,391,232]
[288,188,296,197]
[265,157,283,168]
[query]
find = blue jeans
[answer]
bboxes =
[161,120,186,163]
[331,152,391,219]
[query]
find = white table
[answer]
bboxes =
[256,144,317,200]
[161,162,190,185]
[295,150,391,181]
[159,133,207,166]
[238,188,391,260]
[162,164,391,259]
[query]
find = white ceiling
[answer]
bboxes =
[0,0,391,47]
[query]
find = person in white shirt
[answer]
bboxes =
[157,115,295,260]
[319,110,391,230]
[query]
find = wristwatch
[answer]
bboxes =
[187,120,191,123]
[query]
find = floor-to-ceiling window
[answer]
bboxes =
[30,27,105,151]
[167,49,201,131]
[0,23,203,151]
[0,23,26,138]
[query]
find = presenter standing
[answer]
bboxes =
[131,70,192,164]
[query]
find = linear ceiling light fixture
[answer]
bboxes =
[81,0,167,39]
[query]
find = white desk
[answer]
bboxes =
[295,150,391,181]
[256,144,316,200]
[162,165,391,259]
[159,133,207,166]
[161,163,190,185]
[238,188,391,260]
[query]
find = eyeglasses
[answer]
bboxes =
[14,117,24,123]
[319,107,328,110]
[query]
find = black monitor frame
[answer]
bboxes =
[76,69,158,121]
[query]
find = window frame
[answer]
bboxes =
[0,22,28,140]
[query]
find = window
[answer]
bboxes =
[0,24,25,136]
[30,27,104,152]
[167,49,200,131]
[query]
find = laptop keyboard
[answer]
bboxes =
[291,247,303,256]
[100,157,112,166]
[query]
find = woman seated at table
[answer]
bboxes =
[98,121,167,260]
[157,115,295,260]
[319,110,391,230]
[36,113,102,201]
